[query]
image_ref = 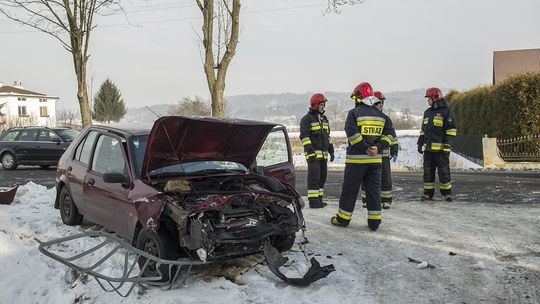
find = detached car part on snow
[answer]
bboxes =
[46,116,334,294]
[0,185,18,205]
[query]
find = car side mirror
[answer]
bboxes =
[52,137,62,144]
[103,172,128,184]
[253,165,264,175]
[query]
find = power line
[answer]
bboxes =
[0,2,326,34]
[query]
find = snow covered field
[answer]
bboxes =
[1,182,539,303]
[290,131,482,171]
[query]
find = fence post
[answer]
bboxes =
[482,138,506,168]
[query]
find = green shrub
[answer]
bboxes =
[447,72,540,138]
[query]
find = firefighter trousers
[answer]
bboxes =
[423,151,452,196]
[337,163,382,230]
[361,157,392,204]
[307,159,328,204]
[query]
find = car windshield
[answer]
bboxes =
[56,129,80,142]
[130,135,248,178]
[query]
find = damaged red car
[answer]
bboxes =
[54,116,333,285]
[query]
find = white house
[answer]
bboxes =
[0,81,58,127]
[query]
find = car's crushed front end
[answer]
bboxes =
[156,173,304,262]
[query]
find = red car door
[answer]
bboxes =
[66,130,98,215]
[256,126,296,187]
[82,134,131,238]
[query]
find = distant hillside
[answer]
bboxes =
[226,89,437,120]
[116,88,444,128]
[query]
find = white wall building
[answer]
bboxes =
[0,81,58,128]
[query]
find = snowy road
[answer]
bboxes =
[295,171,540,204]
[2,168,540,204]
[1,183,539,303]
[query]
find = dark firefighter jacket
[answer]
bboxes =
[417,99,457,152]
[381,113,398,158]
[344,101,394,164]
[300,110,334,160]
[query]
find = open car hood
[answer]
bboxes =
[142,116,277,178]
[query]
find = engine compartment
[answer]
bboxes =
[156,174,303,261]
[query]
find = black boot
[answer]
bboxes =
[310,200,327,209]
[421,194,433,201]
[368,219,381,231]
[331,216,349,227]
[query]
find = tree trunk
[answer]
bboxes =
[199,0,240,118]
[77,72,92,127]
[71,37,92,127]
[211,83,225,117]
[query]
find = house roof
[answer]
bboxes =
[493,48,540,84]
[0,85,45,96]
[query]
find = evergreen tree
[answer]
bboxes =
[93,79,127,123]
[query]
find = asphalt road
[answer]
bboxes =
[296,170,540,204]
[1,166,539,204]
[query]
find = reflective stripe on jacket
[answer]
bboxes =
[417,100,457,152]
[300,110,334,160]
[344,101,393,164]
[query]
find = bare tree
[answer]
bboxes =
[168,96,211,116]
[195,0,240,117]
[326,104,346,130]
[386,108,419,130]
[0,0,120,127]
[327,0,364,13]
[1,114,39,131]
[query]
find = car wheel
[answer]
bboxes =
[271,233,296,253]
[40,165,51,169]
[59,186,83,225]
[1,153,18,170]
[136,229,178,282]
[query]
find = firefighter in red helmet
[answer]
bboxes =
[418,87,457,202]
[331,83,394,231]
[299,93,334,208]
[361,91,398,209]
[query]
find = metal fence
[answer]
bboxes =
[497,134,540,162]
[452,135,484,166]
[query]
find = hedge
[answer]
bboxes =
[446,72,540,138]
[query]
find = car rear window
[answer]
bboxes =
[0,130,20,141]
[74,131,98,165]
[56,129,80,142]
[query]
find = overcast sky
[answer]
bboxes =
[1,0,539,110]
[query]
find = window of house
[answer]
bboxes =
[17,97,27,101]
[18,106,28,117]
[15,129,39,141]
[39,99,47,103]
[40,106,49,117]
[74,131,98,165]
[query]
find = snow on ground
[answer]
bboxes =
[1,183,540,303]
[292,134,483,171]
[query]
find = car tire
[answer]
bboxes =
[1,152,18,170]
[59,186,83,225]
[136,228,178,282]
[39,165,51,169]
[271,233,296,253]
